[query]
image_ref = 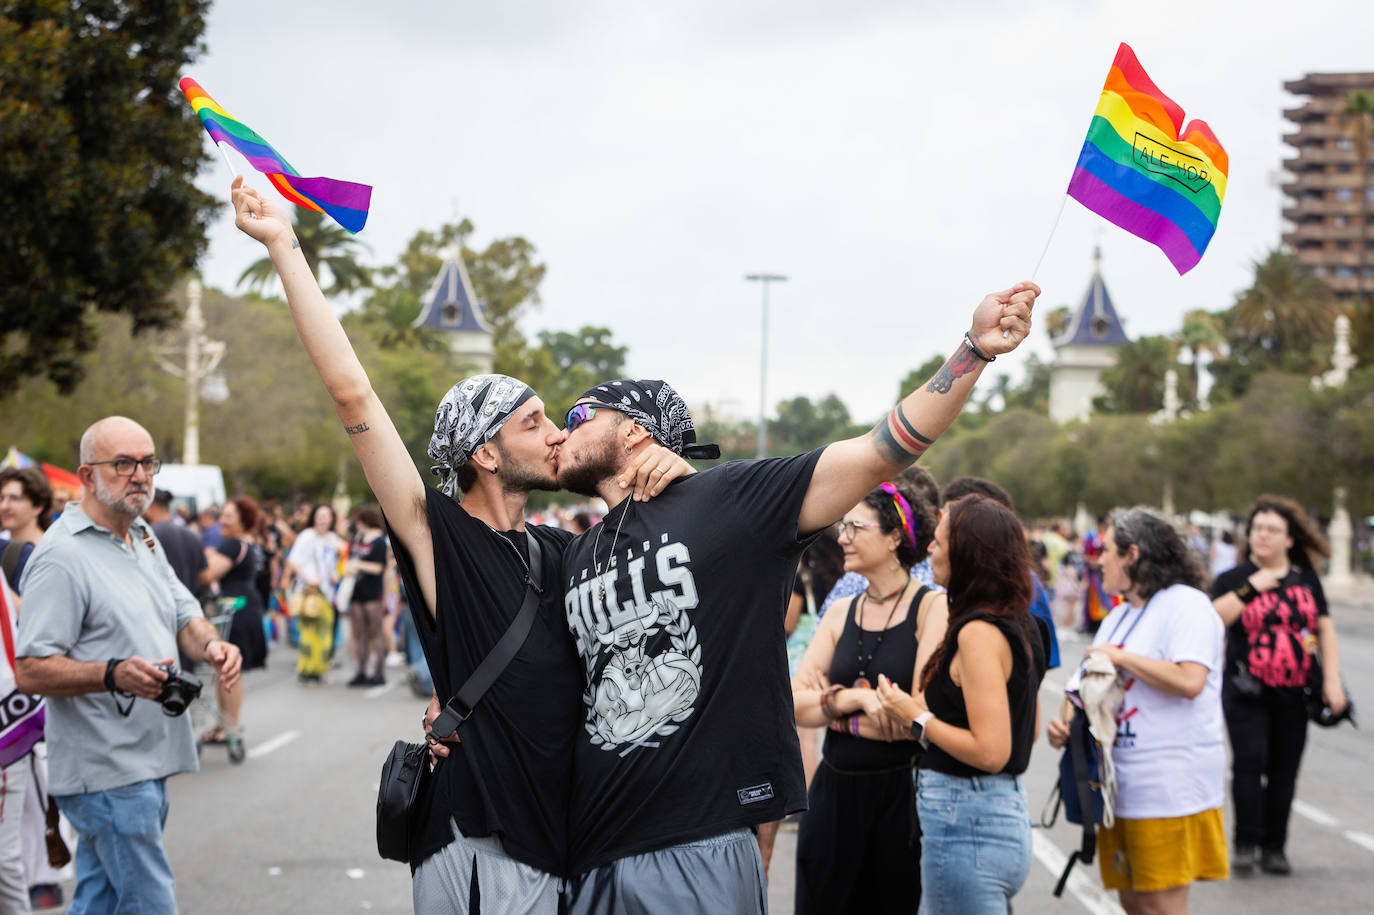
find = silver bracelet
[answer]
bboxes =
[963,331,995,362]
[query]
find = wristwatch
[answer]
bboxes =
[909,711,934,747]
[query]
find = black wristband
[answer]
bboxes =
[963,331,995,362]
[104,658,123,692]
[1234,581,1258,603]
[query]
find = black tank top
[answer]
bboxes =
[919,611,1047,777]
[823,587,928,771]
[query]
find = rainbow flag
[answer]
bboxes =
[1066,44,1227,275]
[179,77,372,233]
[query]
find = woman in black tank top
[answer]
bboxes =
[876,494,1048,915]
[790,482,944,914]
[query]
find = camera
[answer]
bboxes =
[151,664,203,717]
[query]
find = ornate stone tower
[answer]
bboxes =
[1049,248,1130,424]
[411,246,495,373]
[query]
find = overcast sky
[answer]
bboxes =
[190,0,1370,424]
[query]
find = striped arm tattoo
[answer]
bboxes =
[871,403,934,464]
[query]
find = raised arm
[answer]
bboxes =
[797,283,1038,534]
[232,179,436,615]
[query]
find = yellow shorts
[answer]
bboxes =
[1097,807,1229,893]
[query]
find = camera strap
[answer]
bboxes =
[429,531,543,741]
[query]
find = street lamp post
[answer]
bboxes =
[158,278,226,465]
[745,273,787,458]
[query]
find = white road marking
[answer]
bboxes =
[1344,830,1374,854]
[365,681,398,700]
[246,729,303,759]
[1292,799,1341,828]
[1030,831,1126,915]
[347,868,365,879]
[1040,676,1065,695]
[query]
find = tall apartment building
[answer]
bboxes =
[1281,72,1374,300]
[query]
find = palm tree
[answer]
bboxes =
[1230,249,1339,369]
[238,208,372,296]
[1343,90,1374,314]
[1174,309,1225,406]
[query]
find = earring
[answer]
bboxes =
[625,445,633,454]
[491,465,499,475]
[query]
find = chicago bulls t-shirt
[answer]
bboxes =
[1212,562,1328,689]
[562,449,824,874]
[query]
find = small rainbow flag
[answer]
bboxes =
[1066,44,1227,275]
[179,77,372,233]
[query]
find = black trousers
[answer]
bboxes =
[1224,684,1308,851]
[794,759,920,915]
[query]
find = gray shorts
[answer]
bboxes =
[564,828,766,915]
[412,819,559,915]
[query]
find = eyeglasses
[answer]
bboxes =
[565,403,599,433]
[88,457,161,477]
[834,519,879,540]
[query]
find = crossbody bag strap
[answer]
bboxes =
[429,531,544,740]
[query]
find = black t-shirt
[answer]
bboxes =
[563,448,824,874]
[153,521,207,596]
[386,487,581,875]
[824,590,926,771]
[1211,562,1328,690]
[919,612,1048,778]
[350,533,389,602]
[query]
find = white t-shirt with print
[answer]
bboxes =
[1090,583,1226,819]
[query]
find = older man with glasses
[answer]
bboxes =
[15,415,241,915]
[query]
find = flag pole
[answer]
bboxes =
[1030,194,1070,283]
[213,141,238,179]
[1003,192,1070,339]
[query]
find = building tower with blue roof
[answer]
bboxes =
[1049,247,1130,424]
[411,244,495,373]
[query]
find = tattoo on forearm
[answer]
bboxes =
[871,403,933,464]
[344,422,370,435]
[291,238,301,250]
[925,341,982,395]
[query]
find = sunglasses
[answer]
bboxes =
[565,403,600,433]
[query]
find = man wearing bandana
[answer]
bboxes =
[556,282,1038,913]
[232,179,692,913]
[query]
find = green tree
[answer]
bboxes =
[1343,89,1374,361]
[238,208,372,296]
[1229,249,1339,371]
[528,326,629,415]
[0,0,218,395]
[1002,354,1052,413]
[771,394,860,454]
[1093,336,1192,414]
[1045,305,1073,340]
[1174,309,1225,407]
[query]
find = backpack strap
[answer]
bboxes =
[1053,711,1099,897]
[2,541,26,592]
[428,531,544,740]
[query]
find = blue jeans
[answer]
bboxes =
[56,779,177,914]
[916,770,1032,915]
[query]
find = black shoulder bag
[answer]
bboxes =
[376,531,544,863]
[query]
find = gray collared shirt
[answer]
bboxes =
[17,504,202,796]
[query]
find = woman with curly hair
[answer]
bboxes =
[790,480,942,913]
[1050,507,1227,914]
[1212,495,1344,876]
[876,494,1048,915]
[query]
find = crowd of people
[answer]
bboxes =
[0,172,1353,915]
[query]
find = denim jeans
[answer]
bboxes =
[56,779,176,914]
[916,770,1032,915]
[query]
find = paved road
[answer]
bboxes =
[42,596,1374,913]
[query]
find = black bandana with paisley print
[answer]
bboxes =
[575,379,720,460]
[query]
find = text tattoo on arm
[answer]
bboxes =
[925,341,982,395]
[871,403,934,464]
[344,421,370,435]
